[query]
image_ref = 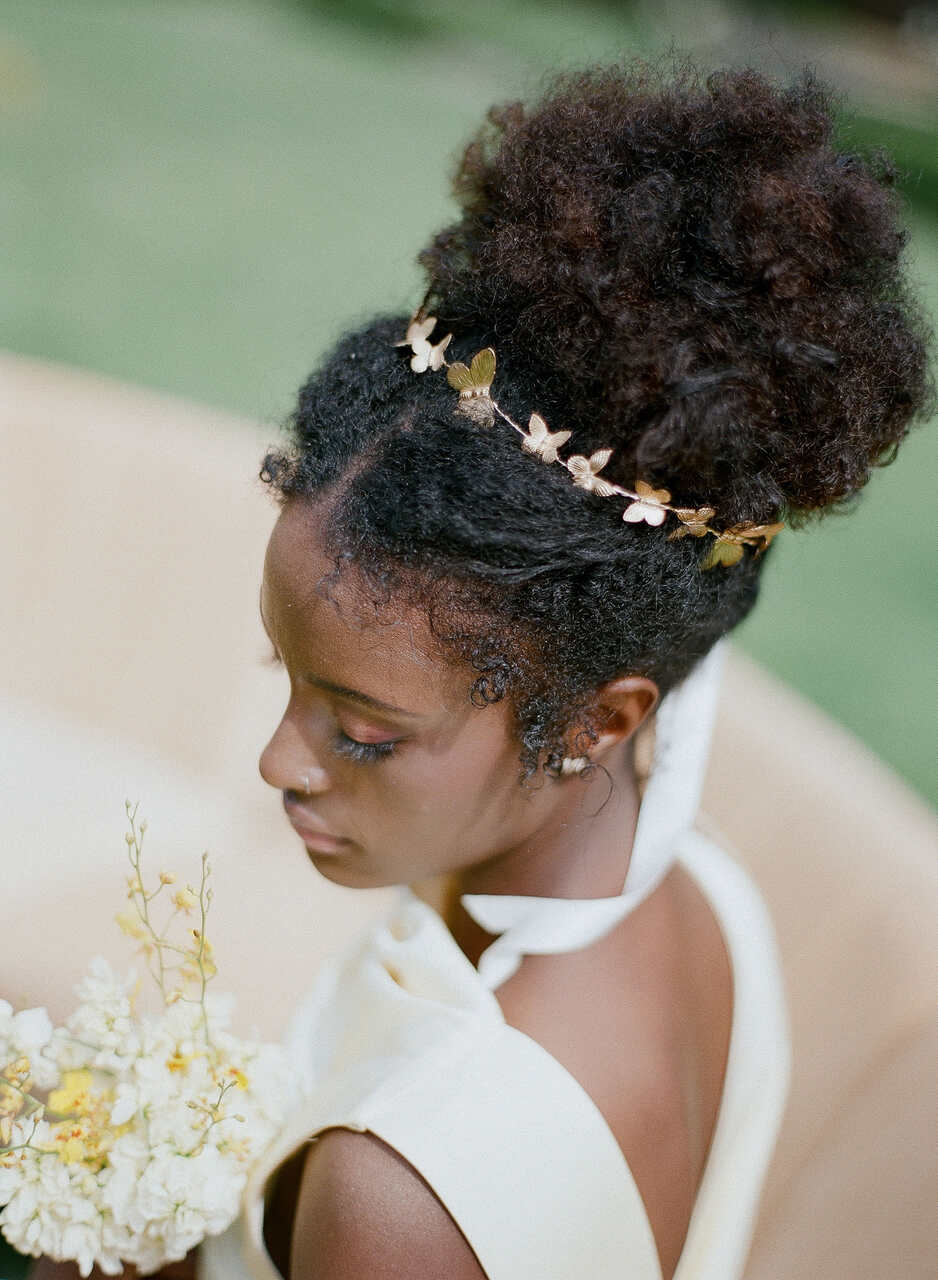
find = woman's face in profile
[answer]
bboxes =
[258,499,567,890]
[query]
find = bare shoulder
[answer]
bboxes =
[290,1127,487,1280]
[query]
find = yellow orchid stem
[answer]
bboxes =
[124,802,169,1000]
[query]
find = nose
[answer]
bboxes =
[258,712,330,795]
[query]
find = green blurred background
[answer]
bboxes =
[0,0,935,826]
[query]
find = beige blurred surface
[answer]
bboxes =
[2,352,937,1277]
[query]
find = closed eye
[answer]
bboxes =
[331,732,398,764]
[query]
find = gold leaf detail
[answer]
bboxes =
[521,413,571,464]
[566,449,616,497]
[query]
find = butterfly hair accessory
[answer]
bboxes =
[395,313,784,569]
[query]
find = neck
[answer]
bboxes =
[433,741,643,969]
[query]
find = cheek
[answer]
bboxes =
[375,713,524,846]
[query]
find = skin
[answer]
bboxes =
[260,499,733,1280]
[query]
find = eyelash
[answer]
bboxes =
[331,732,398,764]
[264,648,399,764]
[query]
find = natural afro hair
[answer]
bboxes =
[263,60,933,779]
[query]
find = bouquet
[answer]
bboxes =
[0,804,297,1276]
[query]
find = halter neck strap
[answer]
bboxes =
[461,643,727,989]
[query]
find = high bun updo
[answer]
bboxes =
[263,61,933,779]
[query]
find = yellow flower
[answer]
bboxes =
[173,887,199,913]
[48,1070,94,1117]
[55,1127,90,1164]
[115,909,146,940]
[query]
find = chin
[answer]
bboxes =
[305,848,394,890]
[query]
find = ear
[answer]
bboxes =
[570,675,659,763]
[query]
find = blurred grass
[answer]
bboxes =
[0,0,935,806]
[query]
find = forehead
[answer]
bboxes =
[261,499,461,715]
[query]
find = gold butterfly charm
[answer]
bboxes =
[521,413,572,465]
[733,521,785,553]
[667,505,716,540]
[565,449,617,497]
[700,520,784,569]
[701,538,746,569]
[447,348,496,399]
[395,316,452,373]
[623,480,672,526]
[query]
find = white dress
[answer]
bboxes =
[200,645,791,1280]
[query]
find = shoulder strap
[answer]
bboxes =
[240,1018,663,1280]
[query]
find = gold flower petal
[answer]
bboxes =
[623,500,667,526]
[446,361,473,391]
[411,332,451,373]
[701,539,746,570]
[634,480,672,506]
[427,333,452,370]
[468,347,496,389]
[448,348,496,397]
[395,315,437,348]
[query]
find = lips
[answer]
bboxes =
[282,795,352,851]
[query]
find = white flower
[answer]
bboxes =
[1,871,298,1280]
[0,1001,58,1089]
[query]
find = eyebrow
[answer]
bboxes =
[306,675,421,719]
[260,589,422,718]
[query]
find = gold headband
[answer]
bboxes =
[396,313,783,569]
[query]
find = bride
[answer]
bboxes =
[34,57,931,1280]
[212,61,930,1280]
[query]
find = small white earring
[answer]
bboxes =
[302,772,311,794]
[560,755,589,776]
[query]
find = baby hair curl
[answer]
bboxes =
[262,60,933,780]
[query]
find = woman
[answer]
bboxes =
[207,60,928,1280]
